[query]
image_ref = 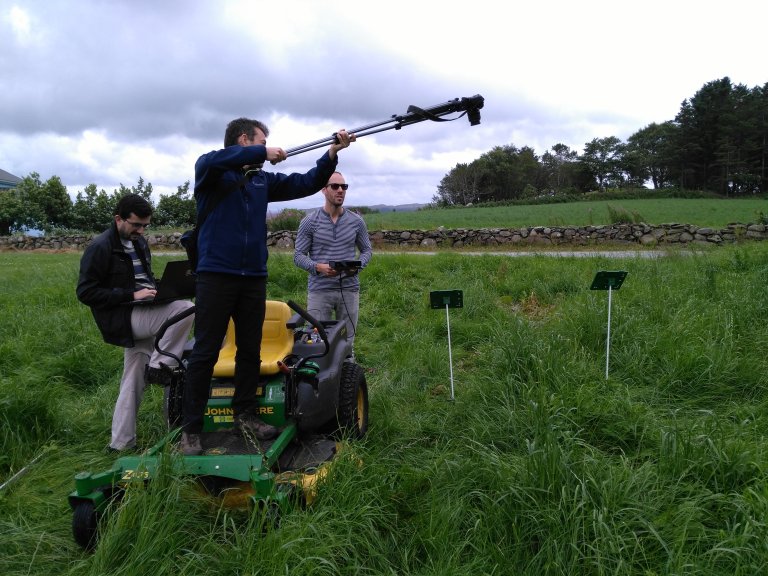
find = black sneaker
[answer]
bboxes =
[105,445,136,455]
[234,413,279,440]
[144,364,173,386]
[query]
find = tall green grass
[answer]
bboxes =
[3,247,768,574]
[363,197,768,230]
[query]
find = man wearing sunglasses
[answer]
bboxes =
[76,194,194,453]
[294,172,372,357]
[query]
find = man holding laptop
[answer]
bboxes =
[76,194,194,452]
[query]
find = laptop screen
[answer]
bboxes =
[132,260,196,305]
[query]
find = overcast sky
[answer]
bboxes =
[2,0,766,211]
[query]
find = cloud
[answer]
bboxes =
[1,0,766,209]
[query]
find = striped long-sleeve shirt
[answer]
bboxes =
[293,208,372,292]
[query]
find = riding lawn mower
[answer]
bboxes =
[68,299,369,550]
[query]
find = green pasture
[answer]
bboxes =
[361,197,768,230]
[3,245,768,574]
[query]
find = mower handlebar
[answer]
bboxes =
[152,304,196,364]
[287,300,329,343]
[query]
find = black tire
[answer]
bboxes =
[72,501,99,551]
[336,362,368,439]
[254,498,283,532]
[163,375,184,429]
[197,475,245,497]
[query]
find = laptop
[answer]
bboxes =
[131,259,196,305]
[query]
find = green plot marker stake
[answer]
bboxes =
[429,290,463,401]
[590,271,627,380]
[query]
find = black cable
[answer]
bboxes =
[338,273,356,339]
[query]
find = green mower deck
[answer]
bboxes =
[68,425,340,549]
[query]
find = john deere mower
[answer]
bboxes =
[68,299,369,550]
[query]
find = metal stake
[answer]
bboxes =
[590,271,626,381]
[605,285,612,380]
[445,304,455,401]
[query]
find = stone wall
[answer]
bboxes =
[2,222,767,251]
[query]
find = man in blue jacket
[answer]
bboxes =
[180,118,356,455]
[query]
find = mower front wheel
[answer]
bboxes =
[336,362,368,439]
[72,500,99,550]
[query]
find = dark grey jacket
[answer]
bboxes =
[76,223,155,347]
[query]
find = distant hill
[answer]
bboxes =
[298,203,427,214]
[363,203,426,213]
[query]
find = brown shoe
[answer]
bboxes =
[234,413,279,440]
[180,432,203,456]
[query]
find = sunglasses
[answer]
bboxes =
[124,220,150,230]
[327,183,349,191]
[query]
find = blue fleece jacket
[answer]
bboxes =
[193,145,337,276]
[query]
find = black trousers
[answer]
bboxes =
[182,272,266,434]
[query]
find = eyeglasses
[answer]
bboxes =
[327,183,349,191]
[124,220,150,230]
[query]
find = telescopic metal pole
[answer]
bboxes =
[285,116,401,157]
[284,94,484,158]
[285,121,401,158]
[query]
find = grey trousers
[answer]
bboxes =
[306,289,359,353]
[111,299,194,450]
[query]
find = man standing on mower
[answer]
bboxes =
[294,171,372,355]
[181,119,356,456]
[76,194,195,453]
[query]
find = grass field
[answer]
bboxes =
[3,245,768,574]
[360,197,768,230]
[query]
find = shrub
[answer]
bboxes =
[267,208,307,232]
[607,203,644,224]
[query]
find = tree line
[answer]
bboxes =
[1,76,766,234]
[434,77,768,205]
[0,176,195,236]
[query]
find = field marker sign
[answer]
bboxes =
[429,290,463,400]
[590,271,627,380]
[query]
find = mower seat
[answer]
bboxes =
[212,300,294,377]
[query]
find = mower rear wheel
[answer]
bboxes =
[72,501,99,550]
[163,377,184,428]
[336,362,368,439]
